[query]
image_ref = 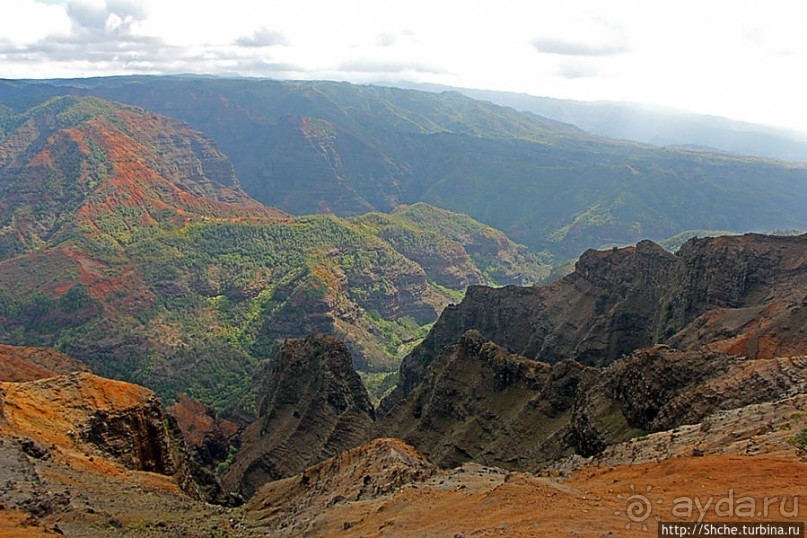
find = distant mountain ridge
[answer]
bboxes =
[388,81,807,163]
[2,77,807,258]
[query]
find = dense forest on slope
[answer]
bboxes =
[0,95,548,412]
[2,77,805,258]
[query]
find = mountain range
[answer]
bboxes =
[390,81,807,163]
[3,76,807,412]
[2,76,807,260]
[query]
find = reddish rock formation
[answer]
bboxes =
[0,369,237,506]
[246,438,436,535]
[0,372,175,472]
[167,394,240,467]
[0,343,90,382]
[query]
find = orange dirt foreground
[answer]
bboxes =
[289,454,806,537]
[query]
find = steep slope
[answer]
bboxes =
[382,233,807,411]
[166,394,240,471]
[3,77,807,257]
[0,372,178,474]
[378,331,806,470]
[222,335,376,499]
[0,95,277,258]
[349,202,549,287]
[0,353,248,535]
[379,330,595,468]
[0,346,803,536]
[0,95,284,411]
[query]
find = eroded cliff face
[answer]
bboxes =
[665,234,807,358]
[0,369,234,505]
[167,394,240,469]
[0,372,169,469]
[222,334,376,499]
[378,330,593,469]
[244,398,807,538]
[378,330,806,470]
[381,233,807,413]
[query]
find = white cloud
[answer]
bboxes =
[532,17,630,57]
[0,0,70,44]
[235,28,287,48]
[338,59,448,75]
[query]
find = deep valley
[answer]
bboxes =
[1,77,806,537]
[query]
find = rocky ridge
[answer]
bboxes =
[222,335,377,499]
[0,367,233,506]
[549,393,807,472]
[246,438,436,536]
[382,233,807,413]
[378,332,806,470]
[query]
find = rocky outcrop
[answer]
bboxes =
[222,334,376,499]
[246,438,436,536]
[378,330,807,471]
[0,371,233,504]
[381,233,807,413]
[379,330,595,469]
[550,393,807,472]
[167,394,240,468]
[567,350,806,458]
[0,343,90,382]
[0,372,169,469]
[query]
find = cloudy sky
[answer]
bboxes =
[2,0,807,132]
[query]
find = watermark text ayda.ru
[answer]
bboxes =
[669,490,799,521]
[618,485,801,529]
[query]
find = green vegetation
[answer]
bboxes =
[351,202,552,286]
[358,370,399,406]
[4,82,807,417]
[216,444,239,476]
[15,76,803,259]
[658,230,739,252]
[0,93,549,414]
[786,429,807,450]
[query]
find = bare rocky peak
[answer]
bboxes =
[222,334,376,499]
[246,438,435,535]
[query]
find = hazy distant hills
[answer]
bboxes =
[0,95,548,411]
[2,77,806,258]
[392,82,807,163]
